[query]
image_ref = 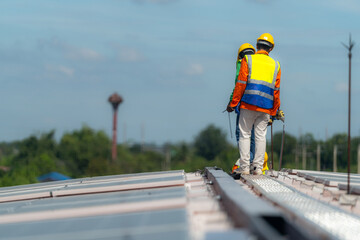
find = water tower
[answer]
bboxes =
[108,92,123,161]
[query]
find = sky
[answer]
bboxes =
[0,0,360,145]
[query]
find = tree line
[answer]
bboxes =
[0,124,359,187]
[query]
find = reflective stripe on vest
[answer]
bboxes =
[241,54,279,109]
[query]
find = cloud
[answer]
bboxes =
[37,37,63,50]
[132,0,177,4]
[319,0,360,13]
[45,64,74,77]
[108,42,145,62]
[184,63,204,76]
[112,46,145,62]
[335,82,347,93]
[66,48,102,61]
[38,37,103,61]
[244,0,270,4]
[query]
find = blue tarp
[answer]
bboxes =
[37,172,71,182]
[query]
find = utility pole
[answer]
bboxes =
[295,144,299,169]
[333,145,338,172]
[141,122,145,152]
[325,128,328,141]
[302,146,306,170]
[342,34,355,194]
[165,147,171,170]
[108,92,123,162]
[270,124,274,170]
[357,144,360,174]
[317,144,321,171]
[123,122,127,146]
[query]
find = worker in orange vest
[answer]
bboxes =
[227,43,256,163]
[228,33,282,175]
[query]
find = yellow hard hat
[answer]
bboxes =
[257,33,274,48]
[237,43,255,60]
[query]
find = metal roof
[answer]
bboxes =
[2,168,360,240]
[291,169,360,187]
[242,174,360,240]
[0,170,191,240]
[0,170,235,240]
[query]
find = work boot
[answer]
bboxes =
[234,168,250,175]
[253,169,263,175]
[250,163,255,174]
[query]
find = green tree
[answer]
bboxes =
[86,158,110,176]
[58,125,111,177]
[0,142,18,164]
[168,142,191,167]
[194,124,229,160]
[322,134,347,171]
[272,132,297,169]
[0,131,59,186]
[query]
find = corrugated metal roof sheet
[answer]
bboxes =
[0,170,190,240]
[0,170,234,240]
[6,168,360,240]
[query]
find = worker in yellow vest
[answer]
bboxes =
[228,33,281,175]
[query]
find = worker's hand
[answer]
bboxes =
[275,109,285,122]
[268,118,273,126]
[226,104,234,112]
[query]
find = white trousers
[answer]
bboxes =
[238,109,270,171]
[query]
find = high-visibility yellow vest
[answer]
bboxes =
[242,54,280,109]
